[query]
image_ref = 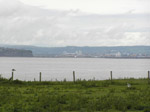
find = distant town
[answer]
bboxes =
[55,50,150,58]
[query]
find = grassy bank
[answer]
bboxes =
[0,77,150,112]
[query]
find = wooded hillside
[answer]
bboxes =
[0,47,33,57]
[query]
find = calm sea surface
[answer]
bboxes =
[0,58,150,81]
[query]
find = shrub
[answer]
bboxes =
[12,79,23,84]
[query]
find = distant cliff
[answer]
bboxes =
[0,47,33,57]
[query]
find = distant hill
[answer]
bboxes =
[0,47,33,57]
[0,45,150,58]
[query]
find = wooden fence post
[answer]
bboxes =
[148,71,150,84]
[39,72,42,82]
[73,71,75,83]
[110,71,112,83]
[11,69,16,81]
[12,71,14,81]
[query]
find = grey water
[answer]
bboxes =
[0,58,150,81]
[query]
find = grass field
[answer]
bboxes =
[0,76,150,112]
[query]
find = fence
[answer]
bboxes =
[1,70,150,83]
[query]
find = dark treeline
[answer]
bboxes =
[0,47,33,57]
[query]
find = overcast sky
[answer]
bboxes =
[0,0,150,47]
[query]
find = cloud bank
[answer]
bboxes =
[0,0,150,47]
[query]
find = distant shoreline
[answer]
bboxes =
[0,56,150,59]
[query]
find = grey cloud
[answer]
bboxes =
[0,0,149,46]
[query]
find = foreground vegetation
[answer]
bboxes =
[0,76,150,112]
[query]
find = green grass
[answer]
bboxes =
[0,76,150,112]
